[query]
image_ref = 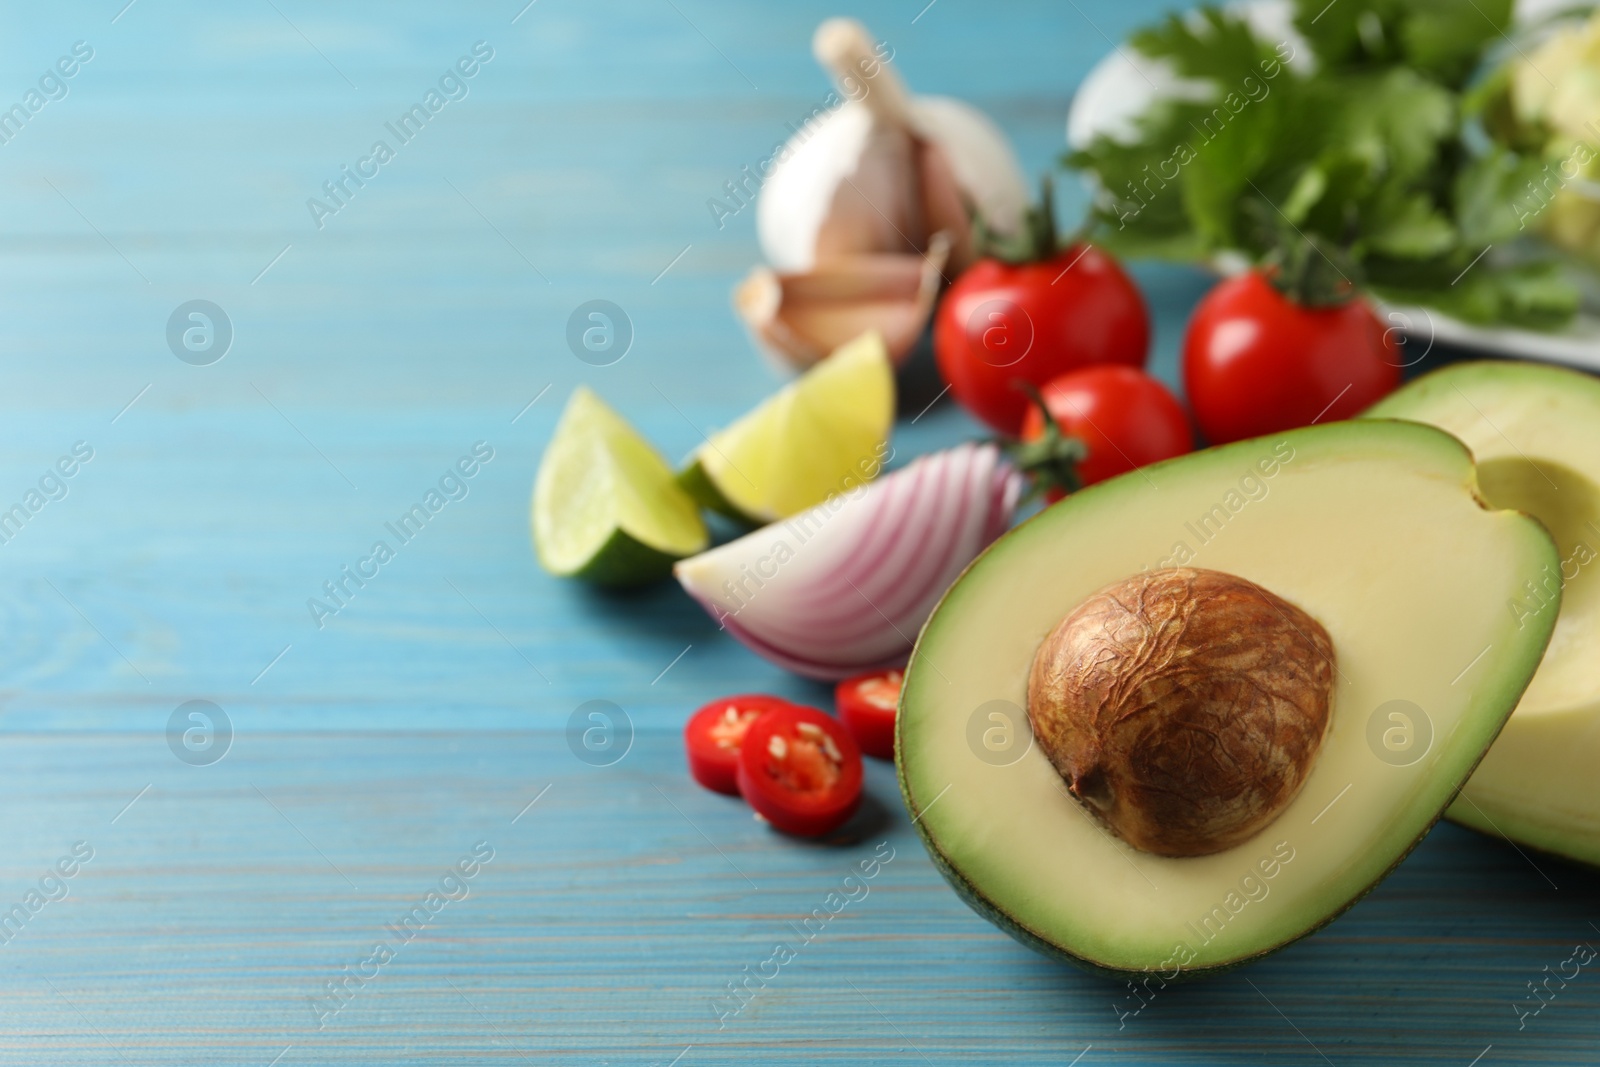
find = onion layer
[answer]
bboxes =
[674,443,1023,680]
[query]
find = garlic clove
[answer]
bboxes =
[913,129,978,272]
[735,233,951,371]
[809,106,924,266]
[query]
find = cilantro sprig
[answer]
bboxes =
[1065,0,1581,328]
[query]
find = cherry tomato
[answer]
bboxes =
[684,694,797,795]
[1182,271,1401,445]
[934,244,1150,436]
[737,705,863,837]
[835,669,902,760]
[1020,366,1193,498]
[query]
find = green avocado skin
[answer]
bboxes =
[891,418,1562,981]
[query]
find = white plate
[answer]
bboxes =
[1383,303,1600,369]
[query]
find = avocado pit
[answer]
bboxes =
[1027,567,1335,857]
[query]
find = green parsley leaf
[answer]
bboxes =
[1062,0,1580,329]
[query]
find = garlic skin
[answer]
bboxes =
[756,18,1028,275]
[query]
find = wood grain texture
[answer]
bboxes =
[0,0,1586,1063]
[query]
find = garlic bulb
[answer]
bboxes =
[740,18,1027,368]
[758,18,1027,274]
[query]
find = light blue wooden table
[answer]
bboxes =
[0,1,1594,1063]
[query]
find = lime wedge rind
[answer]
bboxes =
[685,331,894,524]
[533,386,709,587]
[677,457,754,524]
[557,527,689,588]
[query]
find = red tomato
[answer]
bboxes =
[684,694,796,795]
[1020,366,1193,497]
[1182,271,1401,445]
[835,669,902,761]
[737,705,863,837]
[934,244,1150,436]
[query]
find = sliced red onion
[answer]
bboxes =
[673,442,1023,680]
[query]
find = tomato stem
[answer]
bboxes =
[1006,382,1086,503]
[976,174,1062,265]
[1253,211,1361,309]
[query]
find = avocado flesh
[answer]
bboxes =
[898,420,1557,977]
[1366,361,1600,866]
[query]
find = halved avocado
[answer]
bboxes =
[1366,361,1600,866]
[897,420,1558,978]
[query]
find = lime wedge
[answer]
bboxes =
[680,331,894,523]
[533,387,709,587]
